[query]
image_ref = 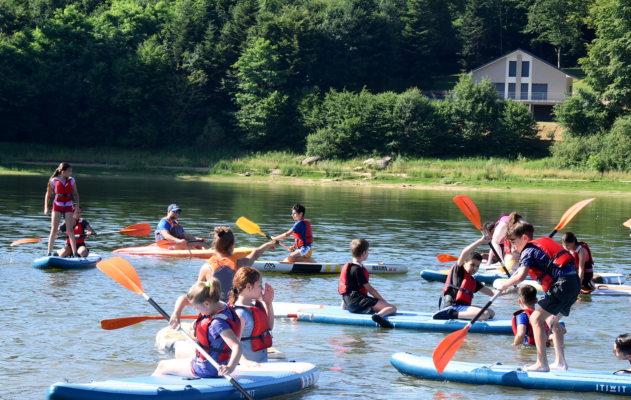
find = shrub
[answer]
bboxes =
[552,88,617,137]
[600,115,631,171]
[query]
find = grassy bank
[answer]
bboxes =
[2,143,631,193]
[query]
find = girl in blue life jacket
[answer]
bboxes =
[153,279,243,378]
[229,267,275,366]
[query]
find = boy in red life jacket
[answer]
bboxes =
[513,285,552,346]
[271,204,316,263]
[433,235,506,321]
[496,220,580,372]
[56,206,96,258]
[613,333,631,373]
[338,238,397,328]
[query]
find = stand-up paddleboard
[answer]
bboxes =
[113,244,254,259]
[390,352,631,396]
[32,254,102,269]
[273,302,513,334]
[253,261,407,274]
[47,362,319,400]
[156,323,286,360]
[493,279,631,296]
[422,270,626,285]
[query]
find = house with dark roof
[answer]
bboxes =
[469,49,578,121]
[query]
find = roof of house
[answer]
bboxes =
[469,48,578,79]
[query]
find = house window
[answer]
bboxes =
[520,83,529,100]
[521,61,530,77]
[495,83,505,98]
[532,84,548,100]
[508,83,516,99]
[509,61,517,77]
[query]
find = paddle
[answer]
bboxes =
[453,196,512,279]
[432,290,504,374]
[623,218,631,229]
[101,312,314,330]
[547,198,596,238]
[10,223,151,246]
[155,239,205,249]
[97,257,255,400]
[236,217,292,251]
[437,254,459,263]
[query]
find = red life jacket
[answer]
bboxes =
[52,177,74,204]
[442,263,477,306]
[194,304,241,363]
[573,242,594,273]
[338,262,369,295]
[234,300,273,352]
[524,237,575,292]
[65,219,85,246]
[512,309,550,346]
[293,220,313,248]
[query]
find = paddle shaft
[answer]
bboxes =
[469,290,503,325]
[485,238,511,279]
[140,294,255,400]
[264,234,291,252]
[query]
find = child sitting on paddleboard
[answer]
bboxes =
[153,279,243,378]
[513,285,551,346]
[433,235,505,321]
[229,267,274,365]
[614,333,631,373]
[271,204,316,263]
[56,206,96,258]
[495,215,580,372]
[339,238,397,328]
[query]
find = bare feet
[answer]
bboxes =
[549,362,568,371]
[524,363,550,372]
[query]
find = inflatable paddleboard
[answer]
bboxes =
[156,323,286,360]
[112,244,254,259]
[273,302,513,334]
[32,254,102,269]
[390,352,631,396]
[493,279,631,296]
[47,362,319,400]
[422,270,625,285]
[253,261,407,274]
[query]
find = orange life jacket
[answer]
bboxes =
[338,262,369,295]
[512,308,551,346]
[234,300,273,352]
[573,242,594,273]
[208,255,240,301]
[194,303,241,363]
[442,263,477,306]
[65,219,85,246]
[524,237,575,292]
[293,220,313,248]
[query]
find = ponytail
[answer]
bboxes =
[507,212,523,230]
[213,226,235,254]
[50,162,71,181]
[229,267,262,305]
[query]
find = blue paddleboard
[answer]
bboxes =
[391,352,631,396]
[47,362,319,400]
[32,254,102,269]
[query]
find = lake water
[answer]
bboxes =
[1,174,630,399]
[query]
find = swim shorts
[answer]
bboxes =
[538,273,581,317]
[343,292,379,314]
[297,245,313,258]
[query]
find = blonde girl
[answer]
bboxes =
[45,162,80,257]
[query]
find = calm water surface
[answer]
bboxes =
[1,175,631,399]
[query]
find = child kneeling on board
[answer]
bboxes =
[153,279,243,378]
[338,238,397,328]
[513,285,552,346]
[433,235,508,321]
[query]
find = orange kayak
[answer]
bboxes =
[112,243,255,259]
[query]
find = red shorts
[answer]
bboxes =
[52,202,74,214]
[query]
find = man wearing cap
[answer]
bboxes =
[155,204,210,250]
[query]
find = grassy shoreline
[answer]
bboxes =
[2,143,631,194]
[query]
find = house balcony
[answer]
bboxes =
[497,92,571,104]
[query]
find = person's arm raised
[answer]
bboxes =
[240,242,276,268]
[458,235,490,267]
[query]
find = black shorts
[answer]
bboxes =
[343,292,379,314]
[582,271,594,289]
[538,274,580,317]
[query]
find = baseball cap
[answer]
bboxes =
[167,204,181,212]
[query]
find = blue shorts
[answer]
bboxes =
[447,305,473,312]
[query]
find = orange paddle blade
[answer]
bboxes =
[453,196,482,231]
[97,257,144,294]
[623,218,631,229]
[433,325,470,374]
[119,223,151,237]
[553,198,595,231]
[10,238,43,246]
[155,240,176,249]
[437,254,459,262]
[101,315,197,330]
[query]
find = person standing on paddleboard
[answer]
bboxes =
[496,219,580,372]
[45,162,80,257]
[56,206,96,257]
[272,204,316,263]
[155,204,210,250]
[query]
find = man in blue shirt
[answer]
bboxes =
[155,204,209,250]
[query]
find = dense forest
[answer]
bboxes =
[0,0,629,164]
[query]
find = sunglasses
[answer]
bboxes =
[172,210,181,214]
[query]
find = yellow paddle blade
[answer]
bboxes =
[119,223,151,237]
[10,238,43,246]
[623,218,631,229]
[453,196,482,231]
[553,198,596,231]
[437,254,459,263]
[236,217,265,236]
[433,325,470,374]
[97,257,144,294]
